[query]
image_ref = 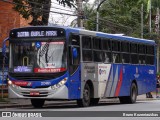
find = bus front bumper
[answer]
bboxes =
[8,85,69,99]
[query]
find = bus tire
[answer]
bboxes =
[119,83,137,104]
[129,82,137,103]
[77,83,91,107]
[31,99,45,108]
[90,98,99,106]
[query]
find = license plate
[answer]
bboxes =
[30,91,40,96]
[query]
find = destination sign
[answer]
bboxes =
[17,31,57,38]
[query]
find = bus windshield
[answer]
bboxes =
[10,41,67,73]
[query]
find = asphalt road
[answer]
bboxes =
[0,99,160,120]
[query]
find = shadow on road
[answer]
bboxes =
[15,100,144,110]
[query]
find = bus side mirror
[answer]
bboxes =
[72,47,78,59]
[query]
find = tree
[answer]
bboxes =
[82,1,97,30]
[83,0,160,39]
[13,0,75,26]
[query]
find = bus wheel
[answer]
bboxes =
[119,83,137,104]
[90,98,99,106]
[77,83,91,107]
[129,83,137,103]
[31,99,45,108]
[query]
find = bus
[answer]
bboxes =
[3,26,156,108]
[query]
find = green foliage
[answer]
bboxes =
[83,0,160,41]
[57,0,75,8]
[13,0,75,26]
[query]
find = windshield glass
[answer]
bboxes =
[10,41,67,73]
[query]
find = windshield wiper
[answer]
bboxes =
[39,42,49,65]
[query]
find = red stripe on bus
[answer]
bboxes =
[115,68,123,96]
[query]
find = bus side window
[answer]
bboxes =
[94,51,103,62]
[72,47,80,65]
[83,50,92,61]
[112,40,121,63]
[70,34,80,46]
[130,43,138,64]
[82,36,92,62]
[69,34,80,74]
[113,53,121,63]
[146,45,154,65]
[138,44,146,64]
[93,37,102,62]
[102,39,112,63]
[121,42,130,63]
[102,39,111,51]
[104,52,111,63]
[82,36,92,49]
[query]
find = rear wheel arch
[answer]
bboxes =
[119,80,138,104]
[131,80,138,95]
[77,79,98,107]
[86,80,99,106]
[86,80,94,98]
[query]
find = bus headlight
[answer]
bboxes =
[51,77,67,90]
[8,80,20,89]
[8,80,12,85]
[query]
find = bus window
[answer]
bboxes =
[131,54,138,64]
[104,52,112,63]
[83,50,92,61]
[145,45,154,65]
[121,42,130,52]
[73,47,80,65]
[122,53,130,63]
[82,36,92,49]
[146,45,154,55]
[70,34,80,46]
[139,55,146,64]
[112,41,120,52]
[93,51,103,62]
[93,37,101,50]
[138,44,146,54]
[69,34,80,75]
[146,55,154,65]
[113,53,121,63]
[102,39,111,51]
[131,43,138,53]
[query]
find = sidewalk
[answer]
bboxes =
[0,93,159,108]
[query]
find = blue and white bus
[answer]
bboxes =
[3,26,156,108]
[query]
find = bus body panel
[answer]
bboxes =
[119,65,156,97]
[81,63,99,98]
[81,63,156,98]
[68,66,81,99]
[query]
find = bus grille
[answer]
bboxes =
[20,86,50,88]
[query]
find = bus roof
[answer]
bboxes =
[10,26,156,45]
[67,27,156,45]
[57,26,155,45]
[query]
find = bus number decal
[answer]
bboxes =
[149,70,154,74]
[41,82,51,86]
